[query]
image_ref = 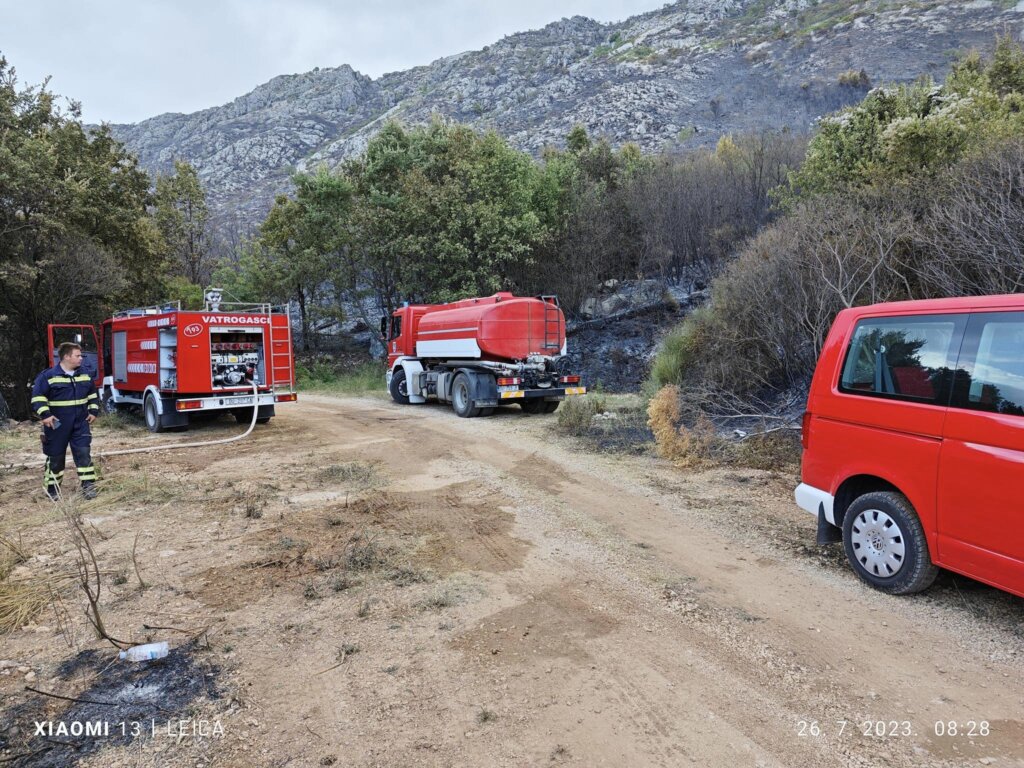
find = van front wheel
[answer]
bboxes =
[842,491,938,595]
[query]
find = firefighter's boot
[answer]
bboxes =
[72,445,98,500]
[43,457,63,502]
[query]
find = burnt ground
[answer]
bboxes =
[0,643,220,767]
[565,303,686,393]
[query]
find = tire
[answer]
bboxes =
[841,491,938,595]
[235,404,273,424]
[389,367,410,405]
[543,401,560,413]
[101,387,120,415]
[520,399,546,414]
[143,394,165,434]
[451,373,480,418]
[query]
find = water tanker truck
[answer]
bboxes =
[382,293,586,417]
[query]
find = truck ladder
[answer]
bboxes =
[540,296,562,352]
[268,305,295,390]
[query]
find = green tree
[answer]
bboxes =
[566,124,591,154]
[154,160,210,285]
[786,38,1024,202]
[233,167,353,350]
[0,57,164,418]
[345,120,554,304]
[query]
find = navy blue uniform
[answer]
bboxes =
[31,365,100,495]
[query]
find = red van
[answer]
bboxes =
[796,295,1024,598]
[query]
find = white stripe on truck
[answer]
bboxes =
[416,338,481,358]
[417,326,478,335]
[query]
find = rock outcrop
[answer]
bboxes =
[106,0,1024,224]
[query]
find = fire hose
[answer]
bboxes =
[0,381,262,474]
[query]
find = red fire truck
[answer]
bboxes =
[382,292,585,417]
[48,291,297,432]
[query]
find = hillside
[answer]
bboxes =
[107,0,1024,223]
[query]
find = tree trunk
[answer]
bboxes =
[296,286,310,352]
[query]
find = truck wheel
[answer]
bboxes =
[451,373,480,418]
[520,399,546,414]
[102,387,120,415]
[841,491,938,595]
[143,394,165,434]
[543,401,560,413]
[389,367,410,405]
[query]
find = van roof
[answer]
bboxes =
[847,294,1024,316]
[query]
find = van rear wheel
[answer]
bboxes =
[842,491,938,595]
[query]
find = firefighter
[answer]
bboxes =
[31,342,101,500]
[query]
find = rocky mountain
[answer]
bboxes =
[107,0,1024,225]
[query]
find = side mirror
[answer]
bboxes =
[379,316,388,340]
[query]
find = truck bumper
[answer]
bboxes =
[174,393,280,413]
[496,386,587,403]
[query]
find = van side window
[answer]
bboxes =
[839,315,965,404]
[951,312,1024,417]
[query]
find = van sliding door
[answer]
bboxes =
[937,311,1024,596]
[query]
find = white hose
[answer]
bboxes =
[1,381,262,473]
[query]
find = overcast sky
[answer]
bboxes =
[2,0,669,125]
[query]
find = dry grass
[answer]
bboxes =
[734,430,802,471]
[86,472,183,510]
[343,532,392,572]
[0,578,51,633]
[316,461,378,485]
[647,385,724,468]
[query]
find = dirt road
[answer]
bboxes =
[2,393,1022,767]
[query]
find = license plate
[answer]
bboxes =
[224,396,253,406]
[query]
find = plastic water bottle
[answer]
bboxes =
[118,641,169,662]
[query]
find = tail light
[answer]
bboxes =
[559,375,580,384]
[176,399,203,411]
[497,377,521,386]
[801,411,811,449]
[275,393,297,402]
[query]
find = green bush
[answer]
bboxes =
[297,361,385,395]
[646,306,712,391]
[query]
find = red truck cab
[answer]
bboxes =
[796,295,1024,598]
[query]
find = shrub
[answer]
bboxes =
[837,69,870,88]
[647,306,711,390]
[555,395,607,436]
[646,386,723,468]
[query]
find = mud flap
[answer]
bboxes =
[463,369,497,408]
[816,503,842,545]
